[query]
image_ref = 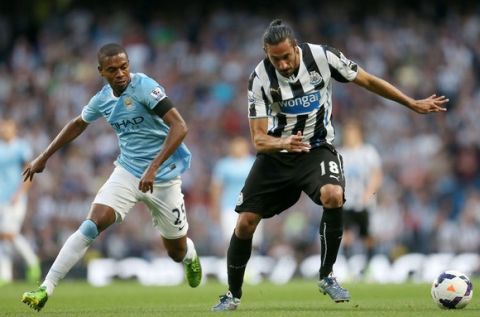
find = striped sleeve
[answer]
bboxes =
[323,45,358,82]
[248,71,269,118]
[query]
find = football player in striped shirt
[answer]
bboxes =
[339,119,382,275]
[21,43,202,311]
[212,19,447,311]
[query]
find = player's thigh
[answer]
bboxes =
[302,146,345,205]
[235,152,301,218]
[142,177,188,239]
[0,198,27,234]
[93,166,138,223]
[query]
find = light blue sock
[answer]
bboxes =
[79,219,99,239]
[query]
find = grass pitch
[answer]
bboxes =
[2,279,478,316]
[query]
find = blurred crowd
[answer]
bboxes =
[1,0,479,278]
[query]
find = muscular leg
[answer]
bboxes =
[162,236,187,262]
[162,235,199,264]
[319,184,344,279]
[227,212,261,299]
[42,204,116,295]
[162,234,201,288]
[87,203,117,232]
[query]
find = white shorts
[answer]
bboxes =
[93,165,189,239]
[0,196,28,234]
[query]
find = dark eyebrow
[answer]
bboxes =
[106,62,128,71]
[271,52,290,60]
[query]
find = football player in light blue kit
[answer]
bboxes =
[210,137,259,248]
[21,43,202,311]
[0,119,41,284]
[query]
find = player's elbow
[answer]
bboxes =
[175,120,188,139]
[180,121,188,137]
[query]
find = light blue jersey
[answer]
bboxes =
[81,73,191,182]
[0,139,32,203]
[212,155,255,212]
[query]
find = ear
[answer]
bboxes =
[97,65,102,74]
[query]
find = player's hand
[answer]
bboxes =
[139,169,156,193]
[409,94,448,114]
[22,155,48,182]
[283,131,311,153]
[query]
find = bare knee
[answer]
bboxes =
[163,236,187,262]
[320,184,343,208]
[88,204,117,233]
[235,212,261,239]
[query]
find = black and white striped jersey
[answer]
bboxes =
[248,43,358,149]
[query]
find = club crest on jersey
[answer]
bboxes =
[124,97,134,109]
[309,71,323,86]
[150,87,164,100]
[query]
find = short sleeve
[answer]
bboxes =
[81,94,103,123]
[247,71,268,118]
[137,75,167,110]
[324,45,358,82]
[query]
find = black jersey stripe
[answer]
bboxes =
[269,114,287,137]
[330,67,349,82]
[292,114,308,135]
[310,105,327,147]
[300,43,324,90]
[289,80,304,98]
[249,103,256,117]
[261,87,269,115]
[248,71,256,90]
[248,71,257,116]
[263,59,282,102]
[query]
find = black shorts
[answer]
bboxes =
[343,209,370,237]
[235,144,345,218]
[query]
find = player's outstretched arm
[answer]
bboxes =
[23,116,89,182]
[353,67,448,114]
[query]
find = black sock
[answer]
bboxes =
[319,207,343,279]
[366,244,375,264]
[227,232,252,299]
